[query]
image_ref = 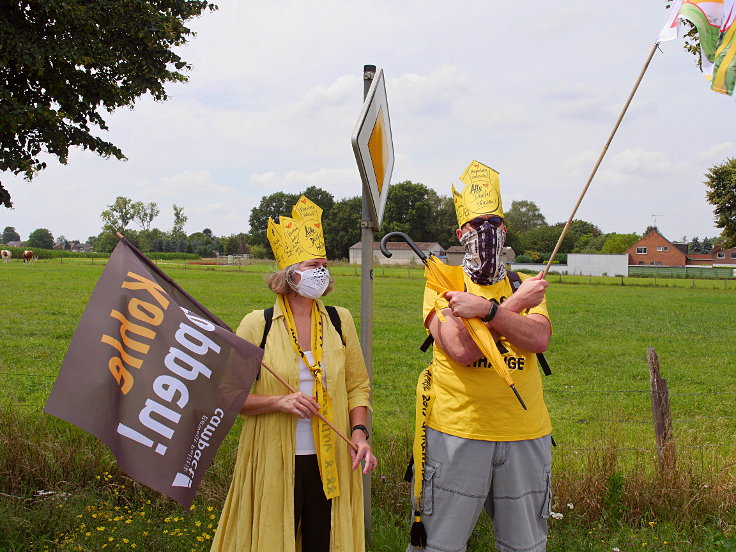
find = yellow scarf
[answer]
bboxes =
[412,367,435,521]
[278,295,340,500]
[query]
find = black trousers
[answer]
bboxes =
[294,454,332,551]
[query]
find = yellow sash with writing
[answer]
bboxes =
[279,295,339,500]
[412,366,435,519]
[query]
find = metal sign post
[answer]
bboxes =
[360,64,375,540]
[351,63,395,542]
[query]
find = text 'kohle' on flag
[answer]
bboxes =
[44,236,263,509]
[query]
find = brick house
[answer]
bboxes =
[686,253,713,266]
[709,245,736,265]
[626,229,736,266]
[625,229,688,266]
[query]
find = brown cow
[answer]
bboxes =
[21,250,34,263]
[1,250,10,262]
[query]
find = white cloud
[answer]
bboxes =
[250,167,358,198]
[560,150,597,178]
[606,148,673,176]
[697,142,736,160]
[2,0,729,244]
[144,171,233,197]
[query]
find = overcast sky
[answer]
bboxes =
[3,0,734,246]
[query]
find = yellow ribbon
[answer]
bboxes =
[278,295,340,500]
[412,366,435,519]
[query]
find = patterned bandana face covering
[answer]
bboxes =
[460,222,507,285]
[290,266,330,299]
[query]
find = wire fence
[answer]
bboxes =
[4,370,735,457]
[9,256,736,289]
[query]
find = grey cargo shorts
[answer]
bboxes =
[407,427,552,552]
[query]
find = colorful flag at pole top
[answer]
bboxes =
[44,237,263,509]
[658,0,736,95]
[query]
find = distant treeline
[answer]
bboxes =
[0,245,198,261]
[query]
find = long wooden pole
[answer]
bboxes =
[543,42,660,278]
[259,360,359,452]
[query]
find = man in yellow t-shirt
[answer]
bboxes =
[407,161,553,552]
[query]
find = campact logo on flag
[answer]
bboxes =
[44,238,263,509]
[172,473,193,488]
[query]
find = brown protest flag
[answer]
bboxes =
[44,237,263,509]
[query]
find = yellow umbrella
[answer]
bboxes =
[381,232,526,410]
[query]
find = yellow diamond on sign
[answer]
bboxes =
[368,108,388,193]
[351,68,394,227]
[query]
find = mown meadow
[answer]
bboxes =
[1,260,736,551]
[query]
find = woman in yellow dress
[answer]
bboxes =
[210,196,376,552]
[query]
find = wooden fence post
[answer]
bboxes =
[648,347,675,471]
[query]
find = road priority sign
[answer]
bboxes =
[351,68,394,227]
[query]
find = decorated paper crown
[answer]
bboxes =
[451,160,504,228]
[267,195,326,269]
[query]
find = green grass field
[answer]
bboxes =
[1,260,736,551]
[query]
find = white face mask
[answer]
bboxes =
[292,267,330,299]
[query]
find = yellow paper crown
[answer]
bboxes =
[267,195,326,269]
[451,160,503,228]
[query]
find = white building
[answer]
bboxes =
[508,254,629,277]
[348,241,444,265]
[567,254,628,276]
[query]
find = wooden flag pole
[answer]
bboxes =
[259,360,359,452]
[543,42,660,278]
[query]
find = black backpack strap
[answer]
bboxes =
[508,271,552,376]
[255,307,275,380]
[537,352,552,376]
[403,456,414,483]
[261,305,344,350]
[420,334,434,352]
[257,305,344,378]
[260,307,274,349]
[507,270,522,291]
[325,305,345,346]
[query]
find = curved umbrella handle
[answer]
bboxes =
[379,231,428,262]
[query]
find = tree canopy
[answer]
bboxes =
[503,200,547,233]
[132,202,160,231]
[2,226,20,243]
[247,191,301,249]
[518,224,575,257]
[244,181,458,261]
[704,157,736,248]
[600,233,640,254]
[0,0,217,208]
[101,196,137,232]
[378,181,455,247]
[324,196,361,260]
[26,227,53,249]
